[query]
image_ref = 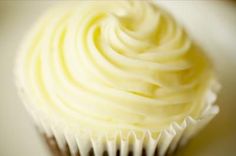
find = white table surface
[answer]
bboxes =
[0,1,236,156]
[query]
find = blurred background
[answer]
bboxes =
[0,1,236,156]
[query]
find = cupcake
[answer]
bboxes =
[14,1,220,156]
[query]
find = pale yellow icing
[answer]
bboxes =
[15,1,214,135]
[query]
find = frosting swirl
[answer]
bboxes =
[16,1,213,134]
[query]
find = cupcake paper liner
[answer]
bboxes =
[16,79,220,156]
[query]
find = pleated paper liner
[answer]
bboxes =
[41,109,217,156]
[18,79,220,156]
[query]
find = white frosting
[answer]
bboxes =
[15,1,215,137]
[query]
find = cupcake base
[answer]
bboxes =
[37,80,219,156]
[44,134,72,156]
[43,134,176,156]
[43,134,179,156]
